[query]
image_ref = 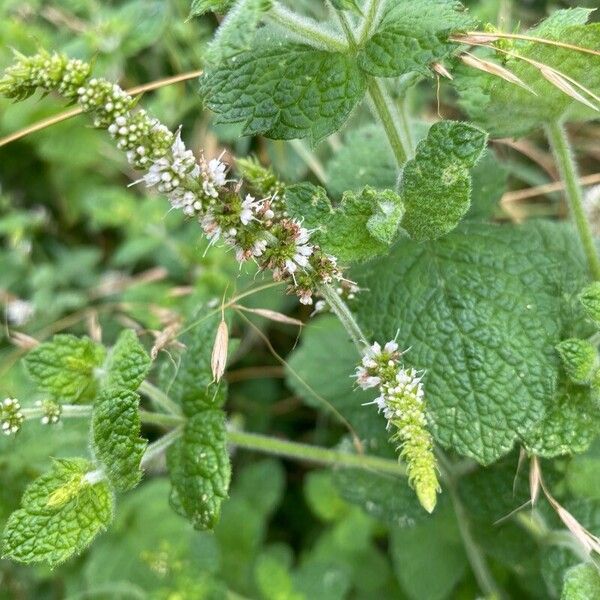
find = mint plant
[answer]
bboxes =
[1,0,600,598]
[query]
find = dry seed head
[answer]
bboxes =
[211,319,229,382]
[460,53,535,94]
[451,33,501,45]
[238,306,303,327]
[9,331,39,350]
[537,65,599,112]
[432,62,453,80]
[529,455,541,507]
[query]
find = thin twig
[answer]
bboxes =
[0,70,203,148]
[502,172,600,203]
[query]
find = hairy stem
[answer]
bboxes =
[228,429,406,476]
[358,0,383,44]
[141,426,184,468]
[139,409,185,428]
[319,283,368,351]
[367,78,411,167]
[546,120,600,280]
[139,380,183,416]
[268,3,348,52]
[439,454,505,599]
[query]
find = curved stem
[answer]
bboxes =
[438,453,505,599]
[141,426,184,468]
[358,0,383,44]
[546,120,600,280]
[319,284,368,351]
[268,3,348,52]
[228,429,405,476]
[367,78,411,167]
[139,380,183,416]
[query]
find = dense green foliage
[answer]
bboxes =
[1,0,600,598]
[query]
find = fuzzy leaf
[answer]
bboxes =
[354,221,588,464]
[359,0,475,78]
[524,376,599,458]
[400,121,487,241]
[205,0,272,64]
[556,338,598,385]
[92,388,147,492]
[390,504,468,600]
[330,0,362,14]
[2,459,113,567]
[189,0,234,17]
[161,315,227,417]
[455,13,600,137]
[562,563,600,600]
[580,282,600,327]
[326,124,397,197]
[24,335,106,403]
[285,184,404,261]
[105,329,151,391]
[201,37,366,144]
[167,409,231,530]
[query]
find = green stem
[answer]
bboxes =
[139,380,183,416]
[228,429,406,476]
[319,283,368,351]
[358,0,383,44]
[268,3,348,52]
[439,455,504,599]
[546,120,600,280]
[367,78,411,167]
[139,410,185,428]
[141,427,184,468]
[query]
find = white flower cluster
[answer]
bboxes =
[36,399,62,425]
[5,299,34,326]
[77,78,134,128]
[1,398,24,436]
[1,52,348,306]
[356,341,425,419]
[355,340,439,513]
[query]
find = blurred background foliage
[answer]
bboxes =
[1,0,600,598]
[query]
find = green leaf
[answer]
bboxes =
[400,121,487,241]
[205,0,273,64]
[354,221,588,464]
[330,0,362,14]
[322,188,404,261]
[201,36,366,144]
[105,329,151,391]
[580,282,600,326]
[562,563,600,600]
[304,470,349,522]
[325,124,396,198]
[466,150,508,221]
[24,334,106,403]
[91,387,147,492]
[524,375,599,458]
[358,0,475,78]
[390,504,468,600]
[189,0,234,17]
[556,338,598,385]
[455,14,600,137]
[161,315,227,417]
[285,184,404,261]
[566,439,600,501]
[287,315,389,445]
[2,458,113,567]
[167,409,231,530]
